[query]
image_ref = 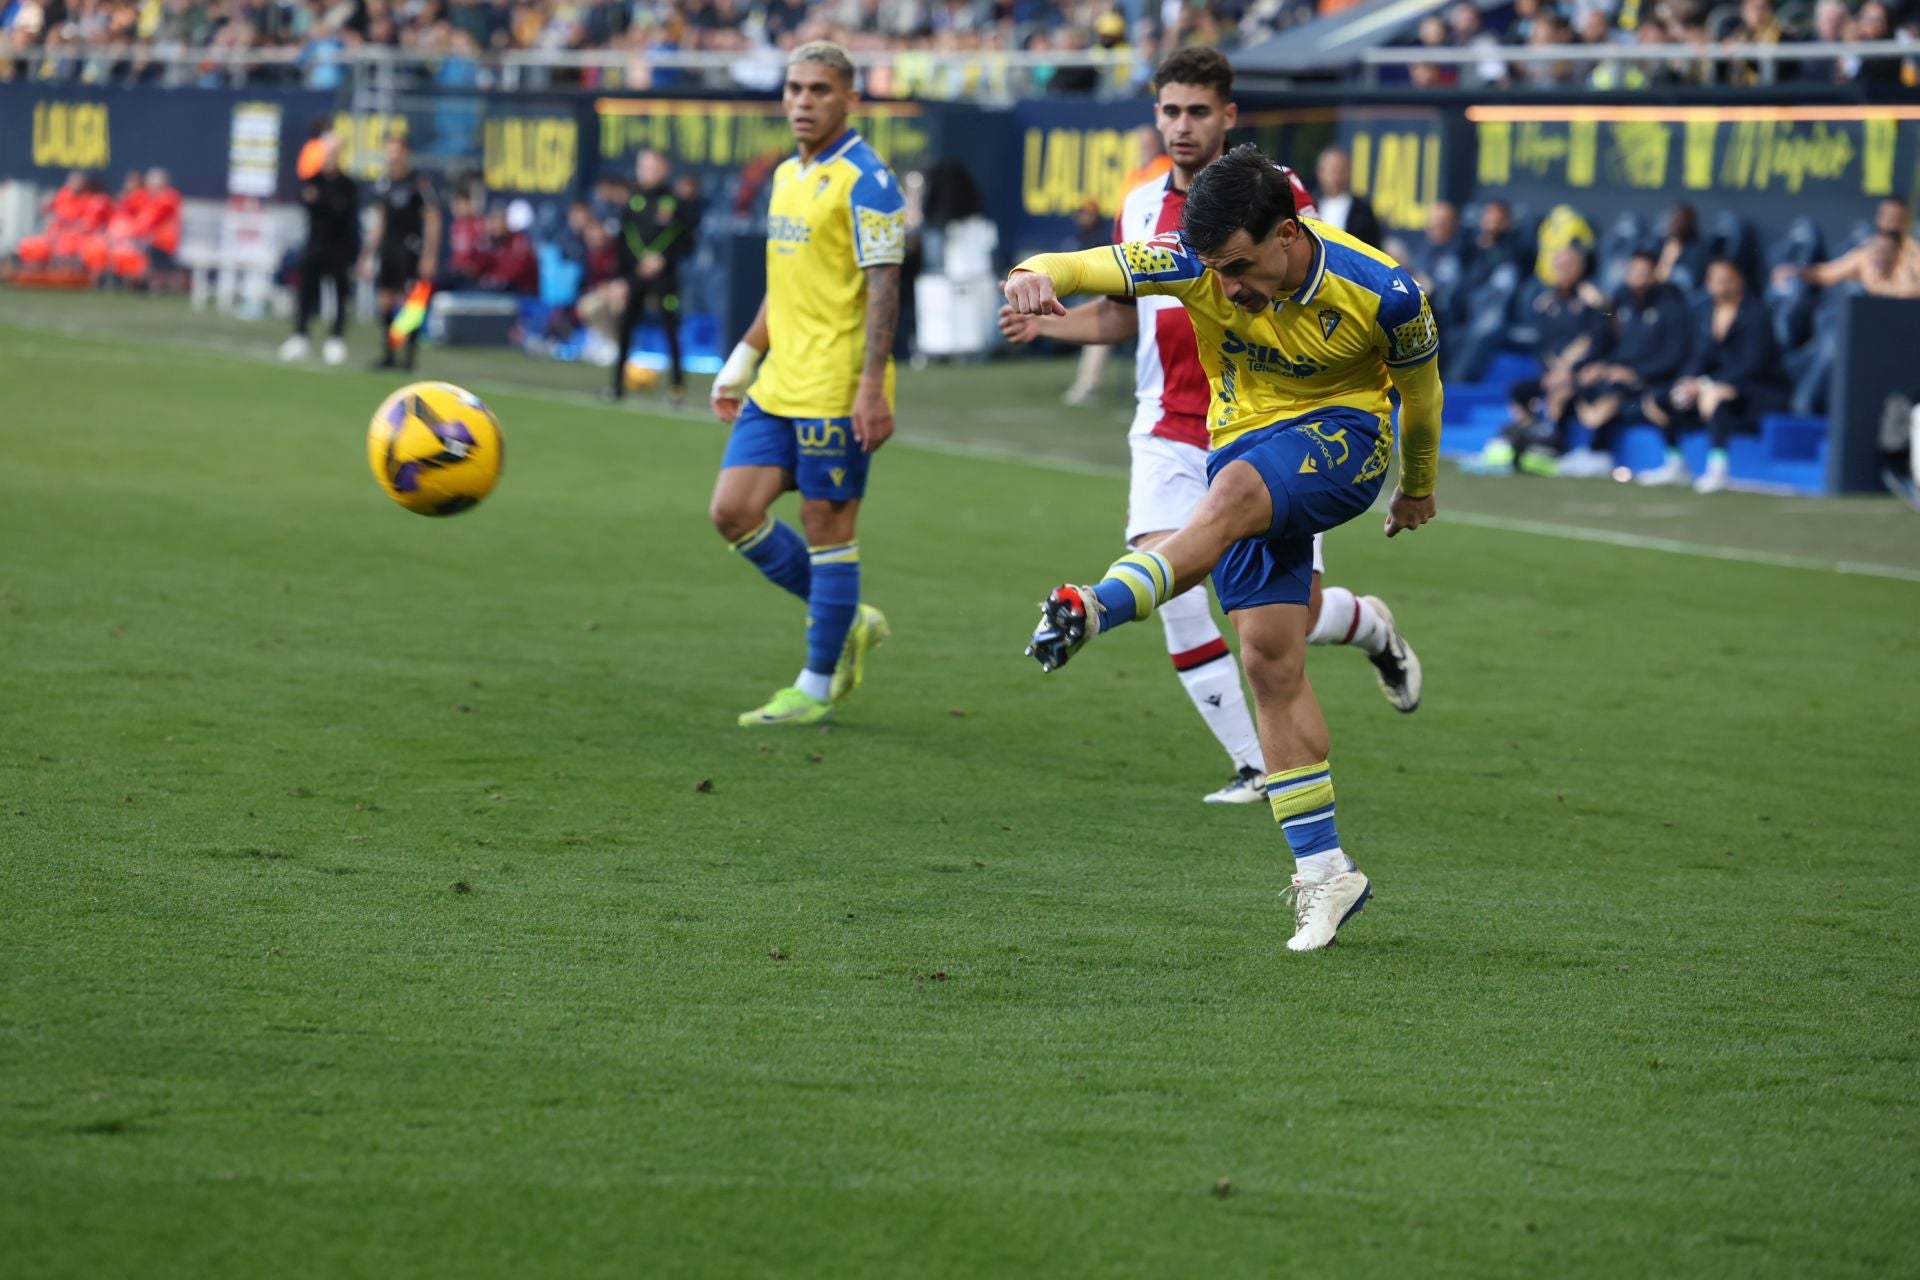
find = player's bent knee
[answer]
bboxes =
[799,499,858,547]
[709,495,769,543]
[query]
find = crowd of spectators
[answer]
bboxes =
[1403,193,1920,491]
[1401,0,1920,90]
[0,0,1281,91]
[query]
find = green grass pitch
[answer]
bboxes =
[1,297,1917,1278]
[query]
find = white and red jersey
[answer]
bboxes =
[1112,163,1318,450]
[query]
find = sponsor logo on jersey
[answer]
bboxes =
[768,215,812,245]
[1220,330,1321,379]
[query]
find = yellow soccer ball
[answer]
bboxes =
[366,381,505,516]
[624,363,662,393]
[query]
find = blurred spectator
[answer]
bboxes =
[105,170,147,243]
[1448,1,1509,85]
[1641,258,1789,493]
[1402,199,1473,328]
[1463,198,1526,295]
[1410,14,1459,87]
[1562,249,1695,476]
[1847,3,1906,87]
[1656,203,1709,291]
[1724,0,1801,85]
[1060,196,1114,407]
[1499,245,1610,473]
[1047,25,1099,94]
[556,198,594,265]
[443,186,491,287]
[135,166,181,267]
[1313,146,1380,248]
[590,175,628,236]
[611,147,697,404]
[1804,0,1850,81]
[1777,198,1920,298]
[279,133,359,366]
[477,201,537,294]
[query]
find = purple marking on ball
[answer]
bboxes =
[392,462,422,493]
[434,419,476,450]
[385,398,410,428]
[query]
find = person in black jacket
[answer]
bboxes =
[1312,147,1381,249]
[1640,258,1789,493]
[610,148,698,404]
[1560,249,1694,477]
[280,133,360,366]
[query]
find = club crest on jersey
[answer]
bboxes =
[815,174,832,197]
[1318,309,1342,341]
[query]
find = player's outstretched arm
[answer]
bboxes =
[1384,355,1443,538]
[997,297,1140,347]
[1005,243,1137,312]
[712,296,769,425]
[852,263,899,453]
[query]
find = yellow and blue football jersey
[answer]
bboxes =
[1014,218,1442,495]
[748,129,906,419]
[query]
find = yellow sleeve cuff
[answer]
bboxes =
[1388,356,1444,498]
[1011,246,1132,299]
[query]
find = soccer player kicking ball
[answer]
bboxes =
[997,49,1422,807]
[1002,145,1442,951]
[707,41,903,726]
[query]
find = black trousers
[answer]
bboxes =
[296,252,353,338]
[615,278,683,395]
[1653,383,1789,450]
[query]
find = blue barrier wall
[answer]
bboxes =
[0,83,336,199]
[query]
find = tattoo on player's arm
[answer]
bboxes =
[861,264,900,380]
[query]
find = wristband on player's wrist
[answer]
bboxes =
[715,341,763,390]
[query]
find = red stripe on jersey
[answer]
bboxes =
[1150,306,1211,447]
[1117,164,1315,451]
[1171,637,1231,671]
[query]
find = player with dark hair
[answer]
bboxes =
[359,134,440,372]
[705,41,902,726]
[1002,144,1444,951]
[998,49,1420,808]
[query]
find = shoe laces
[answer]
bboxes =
[1281,874,1325,931]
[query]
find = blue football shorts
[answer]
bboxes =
[721,397,871,502]
[1205,405,1392,612]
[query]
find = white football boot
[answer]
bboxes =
[1283,868,1373,952]
[1204,766,1267,805]
[277,334,311,361]
[322,336,348,366]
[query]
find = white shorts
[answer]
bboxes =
[1125,432,1325,574]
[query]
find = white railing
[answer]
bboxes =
[1360,38,1917,86]
[0,43,1142,101]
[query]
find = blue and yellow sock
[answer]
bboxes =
[804,542,861,677]
[1089,549,1174,629]
[731,516,811,601]
[1268,761,1342,860]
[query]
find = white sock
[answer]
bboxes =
[1158,586,1264,773]
[795,669,832,701]
[1295,848,1357,881]
[1307,586,1388,656]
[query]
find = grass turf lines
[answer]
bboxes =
[1,312,1916,1278]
